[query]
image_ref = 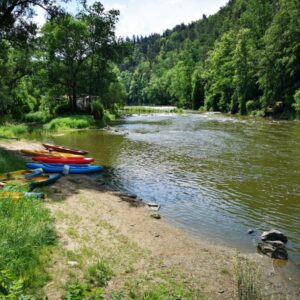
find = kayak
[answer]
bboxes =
[26,163,103,174]
[0,169,43,181]
[42,143,88,155]
[1,173,61,190]
[0,192,46,200]
[33,156,95,164]
[21,149,83,158]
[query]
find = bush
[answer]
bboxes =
[25,111,52,123]
[0,149,25,173]
[43,115,95,131]
[293,89,300,114]
[0,124,28,138]
[91,100,104,120]
[246,100,258,113]
[64,282,104,300]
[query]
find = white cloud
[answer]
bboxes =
[34,0,228,37]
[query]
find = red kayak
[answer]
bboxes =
[33,156,95,164]
[42,143,88,155]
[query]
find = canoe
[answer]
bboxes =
[21,149,83,158]
[0,169,43,181]
[1,174,61,190]
[32,156,95,164]
[26,163,103,174]
[42,143,88,155]
[0,192,46,200]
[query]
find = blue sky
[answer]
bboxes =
[35,0,228,37]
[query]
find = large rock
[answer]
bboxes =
[257,241,288,260]
[261,230,288,243]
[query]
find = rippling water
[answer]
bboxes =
[44,113,300,263]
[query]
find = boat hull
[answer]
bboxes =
[42,143,88,155]
[33,157,95,164]
[21,149,83,158]
[0,169,43,181]
[26,163,103,174]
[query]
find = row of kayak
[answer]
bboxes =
[0,143,103,200]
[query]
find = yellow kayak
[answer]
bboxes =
[0,169,43,181]
[21,149,83,158]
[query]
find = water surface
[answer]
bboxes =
[41,113,300,264]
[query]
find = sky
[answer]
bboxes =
[34,0,229,38]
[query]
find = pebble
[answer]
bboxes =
[151,213,161,220]
[68,261,79,267]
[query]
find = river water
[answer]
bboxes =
[43,112,300,264]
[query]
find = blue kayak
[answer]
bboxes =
[26,163,103,174]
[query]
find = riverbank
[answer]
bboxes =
[0,139,299,299]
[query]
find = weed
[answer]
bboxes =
[88,260,114,287]
[64,281,104,300]
[234,255,263,300]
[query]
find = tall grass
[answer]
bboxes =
[43,115,96,131]
[0,149,56,295]
[0,149,25,173]
[234,256,263,300]
[0,123,28,138]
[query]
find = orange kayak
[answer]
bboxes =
[21,149,83,158]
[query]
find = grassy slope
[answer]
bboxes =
[0,149,56,298]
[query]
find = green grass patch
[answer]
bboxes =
[234,256,263,300]
[0,123,29,139]
[0,149,25,173]
[0,149,56,296]
[43,115,96,131]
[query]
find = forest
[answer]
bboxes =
[0,0,300,124]
[121,0,300,118]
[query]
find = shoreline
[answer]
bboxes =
[0,139,299,299]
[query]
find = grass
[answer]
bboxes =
[0,123,29,139]
[0,149,57,296]
[43,115,96,131]
[234,255,263,300]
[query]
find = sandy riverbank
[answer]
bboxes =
[1,139,299,299]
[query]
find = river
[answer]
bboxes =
[39,112,300,264]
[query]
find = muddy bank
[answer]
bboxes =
[0,139,299,299]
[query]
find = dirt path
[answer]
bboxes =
[1,139,299,299]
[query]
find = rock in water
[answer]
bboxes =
[247,229,254,234]
[261,230,288,243]
[257,241,288,260]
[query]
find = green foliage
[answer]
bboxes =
[91,101,104,120]
[0,269,31,300]
[234,256,263,300]
[0,124,28,139]
[293,89,300,114]
[0,149,25,174]
[64,282,104,300]
[43,115,96,131]
[0,195,56,283]
[88,260,114,287]
[25,111,52,123]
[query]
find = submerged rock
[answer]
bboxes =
[261,230,288,243]
[151,213,161,220]
[257,241,288,260]
[247,229,254,234]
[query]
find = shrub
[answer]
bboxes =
[25,111,52,123]
[0,124,28,138]
[64,282,104,300]
[91,100,104,120]
[54,103,70,116]
[43,115,95,131]
[293,89,300,114]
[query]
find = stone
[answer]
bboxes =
[147,202,161,211]
[151,213,161,220]
[247,229,254,234]
[261,230,288,243]
[68,261,79,267]
[257,241,288,260]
